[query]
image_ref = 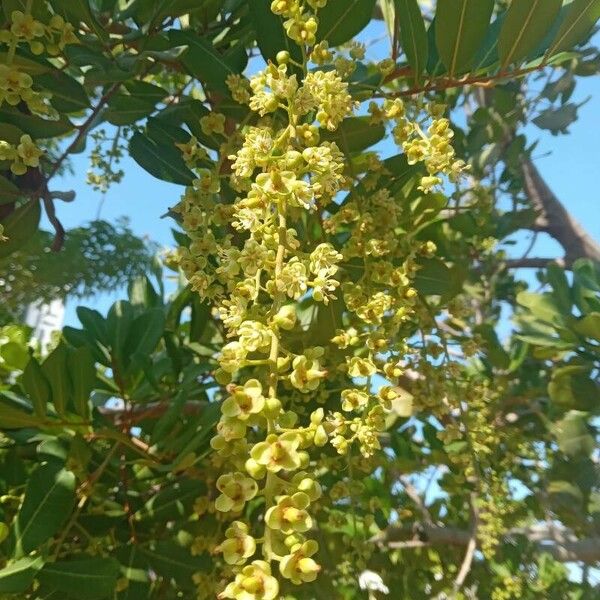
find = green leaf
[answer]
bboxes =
[533,103,580,134]
[139,542,208,581]
[50,0,108,41]
[169,31,241,91]
[395,0,428,80]
[76,307,109,346]
[0,200,41,259]
[124,80,168,103]
[107,300,134,372]
[67,346,96,419]
[124,308,166,373]
[129,132,195,185]
[0,557,44,594]
[21,357,50,419]
[414,258,465,300]
[146,116,191,148]
[0,108,75,138]
[435,0,494,76]
[317,0,377,46]
[41,344,71,417]
[105,94,156,126]
[321,116,385,153]
[0,400,41,429]
[0,52,51,74]
[554,411,595,458]
[133,479,205,522]
[498,0,562,68]
[128,275,160,308]
[548,0,600,56]
[573,312,600,341]
[38,558,120,599]
[251,0,302,65]
[35,71,90,114]
[0,174,23,205]
[9,462,76,558]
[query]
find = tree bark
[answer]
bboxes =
[521,158,600,265]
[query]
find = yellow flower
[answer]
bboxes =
[238,321,271,353]
[221,379,266,421]
[17,135,43,168]
[280,540,321,584]
[277,258,308,300]
[218,560,279,600]
[200,112,226,136]
[219,341,247,373]
[217,521,256,565]
[347,356,377,378]
[341,389,369,412]
[290,348,326,393]
[284,13,318,46]
[265,494,312,534]
[10,11,45,40]
[270,0,300,17]
[251,432,302,473]
[215,416,247,442]
[215,472,258,512]
[0,141,17,162]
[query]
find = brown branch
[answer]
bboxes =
[453,493,479,594]
[42,196,65,252]
[380,64,544,98]
[373,523,600,565]
[99,400,207,425]
[503,257,567,269]
[46,82,122,182]
[522,159,600,264]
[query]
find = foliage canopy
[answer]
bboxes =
[1,1,600,599]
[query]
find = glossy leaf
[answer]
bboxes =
[322,116,386,153]
[0,174,22,206]
[129,132,195,185]
[498,0,562,67]
[0,401,42,429]
[133,479,205,522]
[139,542,209,580]
[0,200,41,259]
[21,357,50,419]
[548,0,600,56]
[0,557,44,594]
[169,31,242,92]
[36,71,90,114]
[317,0,377,46]
[38,558,120,599]
[41,343,71,416]
[252,0,302,65]
[67,346,96,419]
[435,0,494,76]
[395,0,428,80]
[9,462,75,558]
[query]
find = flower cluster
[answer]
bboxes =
[173,1,466,595]
[369,99,467,193]
[0,134,43,175]
[0,7,78,175]
[0,10,77,56]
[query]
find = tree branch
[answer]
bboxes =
[373,523,600,565]
[522,158,600,264]
[503,257,567,269]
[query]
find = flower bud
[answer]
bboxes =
[276,50,290,64]
[273,304,297,330]
[245,458,266,480]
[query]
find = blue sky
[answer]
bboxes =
[46,25,600,327]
